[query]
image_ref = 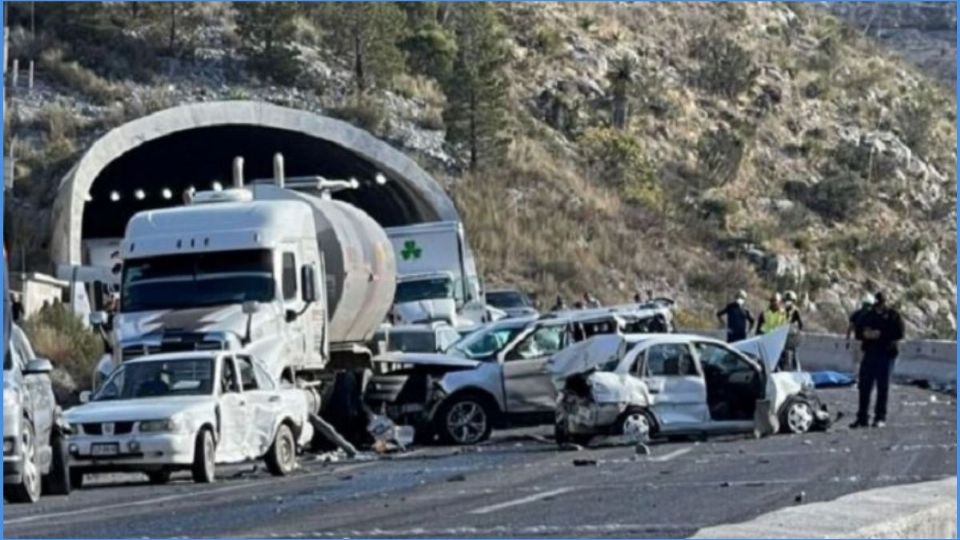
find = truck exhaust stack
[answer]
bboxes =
[232,156,244,188]
[274,153,285,188]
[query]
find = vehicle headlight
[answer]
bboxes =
[139,415,184,433]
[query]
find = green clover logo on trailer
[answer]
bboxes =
[401,240,422,261]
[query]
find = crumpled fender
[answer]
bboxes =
[587,372,651,407]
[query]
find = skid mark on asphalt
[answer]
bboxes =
[3,462,375,527]
[468,487,574,515]
[649,447,693,462]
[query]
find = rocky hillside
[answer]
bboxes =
[3,3,956,337]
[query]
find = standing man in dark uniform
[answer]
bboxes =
[851,292,905,429]
[716,290,754,343]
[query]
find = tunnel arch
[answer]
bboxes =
[51,100,459,269]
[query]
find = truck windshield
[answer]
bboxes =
[486,291,530,309]
[94,357,214,400]
[395,277,454,303]
[122,250,274,312]
[448,323,527,360]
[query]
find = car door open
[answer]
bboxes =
[502,325,566,413]
[216,355,250,461]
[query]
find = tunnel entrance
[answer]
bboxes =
[52,100,460,277]
[83,124,426,241]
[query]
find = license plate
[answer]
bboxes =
[91,443,119,456]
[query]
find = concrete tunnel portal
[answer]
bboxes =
[51,101,460,285]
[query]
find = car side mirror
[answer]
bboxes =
[285,310,298,323]
[24,358,53,375]
[79,390,92,404]
[301,265,317,303]
[89,311,107,327]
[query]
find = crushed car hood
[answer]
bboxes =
[731,326,789,371]
[65,396,213,423]
[393,299,456,325]
[372,352,481,369]
[546,334,627,387]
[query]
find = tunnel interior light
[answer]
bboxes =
[84,193,93,202]
[374,173,387,186]
[134,189,146,200]
[110,191,120,202]
[162,188,172,200]
[212,181,223,192]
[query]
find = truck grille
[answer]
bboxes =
[81,422,134,435]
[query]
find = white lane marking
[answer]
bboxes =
[468,487,573,515]
[4,462,374,527]
[649,447,693,462]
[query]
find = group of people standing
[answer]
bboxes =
[718,288,905,429]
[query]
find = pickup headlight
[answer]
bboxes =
[139,416,184,433]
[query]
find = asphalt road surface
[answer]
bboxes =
[5,385,956,538]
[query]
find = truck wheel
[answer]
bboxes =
[42,432,71,495]
[616,408,654,443]
[265,424,296,476]
[69,469,84,490]
[780,398,815,434]
[8,422,42,503]
[147,469,172,485]
[191,429,215,484]
[435,394,493,445]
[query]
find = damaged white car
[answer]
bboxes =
[549,327,831,446]
[65,352,315,486]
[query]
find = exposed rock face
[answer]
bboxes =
[831,3,957,86]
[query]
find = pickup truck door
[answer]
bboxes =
[501,325,567,414]
[636,342,709,429]
[235,355,283,456]
[216,356,250,462]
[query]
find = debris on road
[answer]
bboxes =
[446,474,467,482]
[573,459,598,467]
[635,443,651,455]
[795,491,806,503]
[310,413,358,458]
[368,414,415,454]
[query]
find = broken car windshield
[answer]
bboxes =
[395,277,454,303]
[121,250,275,312]
[486,291,530,309]
[448,323,527,359]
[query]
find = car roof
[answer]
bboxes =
[621,333,724,346]
[123,351,221,364]
[377,324,454,334]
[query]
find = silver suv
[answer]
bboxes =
[3,324,71,502]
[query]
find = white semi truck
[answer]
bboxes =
[92,156,397,442]
[385,222,499,327]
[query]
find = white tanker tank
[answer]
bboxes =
[250,183,395,346]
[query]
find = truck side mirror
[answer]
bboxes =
[242,301,260,315]
[24,358,53,375]
[301,265,317,303]
[285,310,298,323]
[89,311,107,327]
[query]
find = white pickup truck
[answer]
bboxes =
[66,351,316,486]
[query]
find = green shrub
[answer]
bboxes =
[696,128,747,187]
[785,171,867,222]
[689,31,754,98]
[328,99,386,134]
[39,48,122,105]
[23,304,103,394]
[895,87,938,158]
[581,127,662,211]
[535,28,564,56]
[401,23,457,82]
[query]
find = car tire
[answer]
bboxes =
[191,429,215,484]
[69,469,84,490]
[615,407,654,443]
[8,421,42,503]
[265,423,297,476]
[42,432,71,495]
[147,469,172,485]
[779,398,815,434]
[435,393,494,445]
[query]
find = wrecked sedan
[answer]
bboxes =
[549,327,831,446]
[365,304,674,445]
[65,351,315,487]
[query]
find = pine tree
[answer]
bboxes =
[313,3,406,96]
[442,4,511,170]
[234,2,302,85]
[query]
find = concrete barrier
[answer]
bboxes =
[692,477,957,538]
[681,329,957,385]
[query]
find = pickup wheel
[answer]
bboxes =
[435,393,494,445]
[8,421,42,503]
[265,424,296,476]
[42,432,71,495]
[147,469,172,485]
[191,429,215,484]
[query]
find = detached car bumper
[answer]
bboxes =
[68,432,195,473]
